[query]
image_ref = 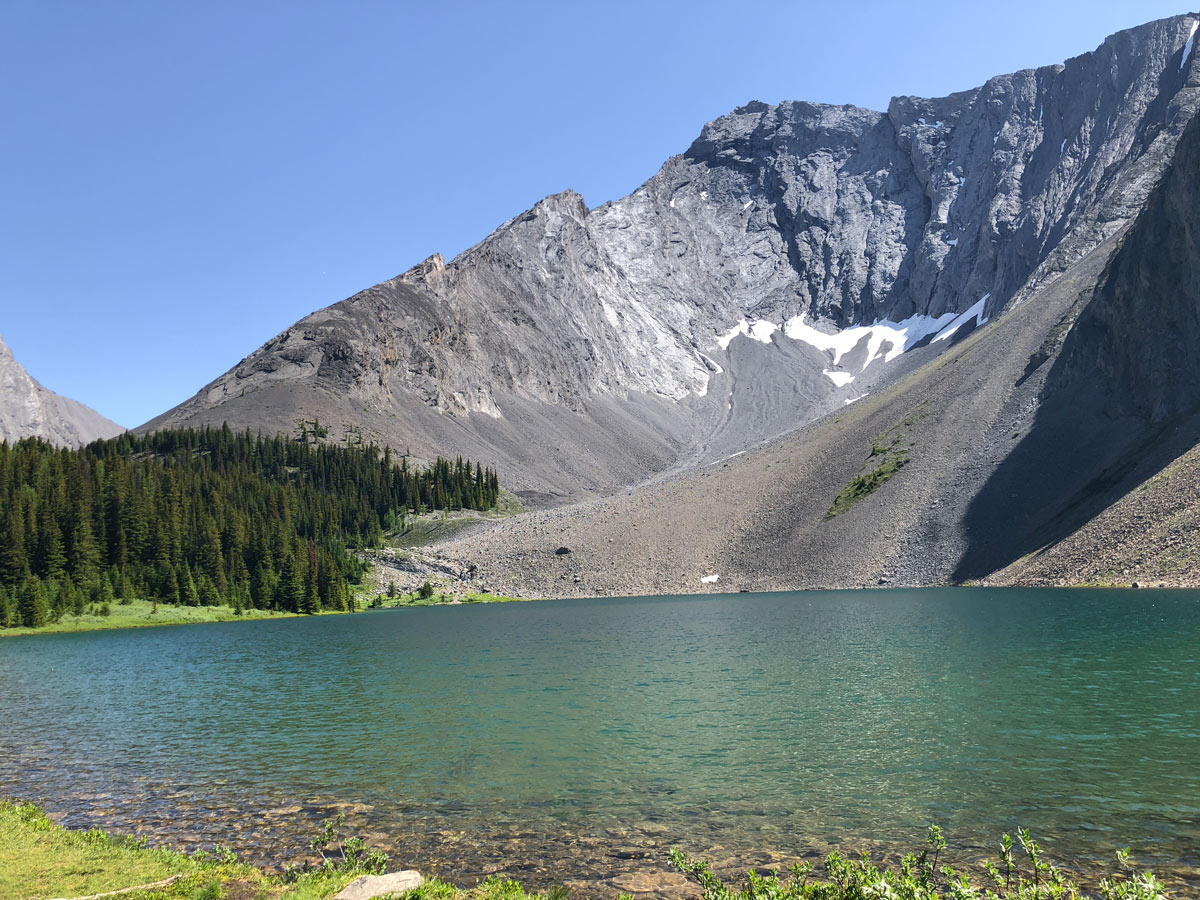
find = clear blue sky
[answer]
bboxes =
[1,1,1188,428]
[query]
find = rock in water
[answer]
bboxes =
[333,870,424,900]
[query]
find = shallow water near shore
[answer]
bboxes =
[2,588,1198,895]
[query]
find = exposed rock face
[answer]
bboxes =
[0,334,124,447]
[1052,89,1200,423]
[146,15,1200,504]
[954,76,1200,581]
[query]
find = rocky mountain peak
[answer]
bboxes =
[0,334,124,447]
[146,14,1200,499]
[401,252,448,286]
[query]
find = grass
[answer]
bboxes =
[0,800,252,900]
[0,598,338,638]
[4,575,536,639]
[825,428,911,519]
[0,801,573,900]
[670,825,1169,900]
[390,492,523,549]
[367,586,535,609]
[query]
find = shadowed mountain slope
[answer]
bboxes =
[969,83,1200,585]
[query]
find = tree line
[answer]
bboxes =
[0,425,501,628]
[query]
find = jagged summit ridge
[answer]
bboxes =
[147,14,1200,497]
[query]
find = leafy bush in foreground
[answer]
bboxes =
[670,826,1167,899]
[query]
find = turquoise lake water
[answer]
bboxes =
[1,588,1197,889]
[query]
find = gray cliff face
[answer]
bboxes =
[1051,87,1200,423]
[0,335,124,447]
[630,11,1200,331]
[953,53,1200,582]
[147,15,1200,497]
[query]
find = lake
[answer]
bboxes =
[1,588,1198,894]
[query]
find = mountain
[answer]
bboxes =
[148,14,1200,589]
[0,334,124,447]
[147,14,1200,503]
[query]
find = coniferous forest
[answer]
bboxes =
[0,425,500,628]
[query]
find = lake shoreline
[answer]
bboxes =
[8,579,1194,639]
[0,590,540,639]
[0,598,356,639]
[5,797,1197,900]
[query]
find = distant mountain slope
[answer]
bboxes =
[144,14,1200,505]
[0,335,123,447]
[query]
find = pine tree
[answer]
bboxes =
[164,566,182,606]
[274,551,304,613]
[182,566,200,607]
[37,515,67,580]
[199,575,221,607]
[17,575,49,628]
[70,517,102,583]
[1,507,28,584]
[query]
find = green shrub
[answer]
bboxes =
[190,880,222,900]
[670,826,1166,900]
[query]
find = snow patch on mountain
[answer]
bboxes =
[717,319,780,349]
[716,299,994,381]
[823,370,855,387]
[931,295,990,343]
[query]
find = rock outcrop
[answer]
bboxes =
[0,334,124,447]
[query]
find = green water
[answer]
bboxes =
[1,589,1197,887]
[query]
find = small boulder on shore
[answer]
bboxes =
[334,870,424,900]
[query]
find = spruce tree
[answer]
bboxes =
[182,566,200,607]
[1,508,28,585]
[17,575,49,628]
[37,516,66,580]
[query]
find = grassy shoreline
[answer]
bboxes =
[1,589,544,639]
[0,800,1176,900]
[366,588,537,610]
[0,598,357,639]
[0,800,556,900]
